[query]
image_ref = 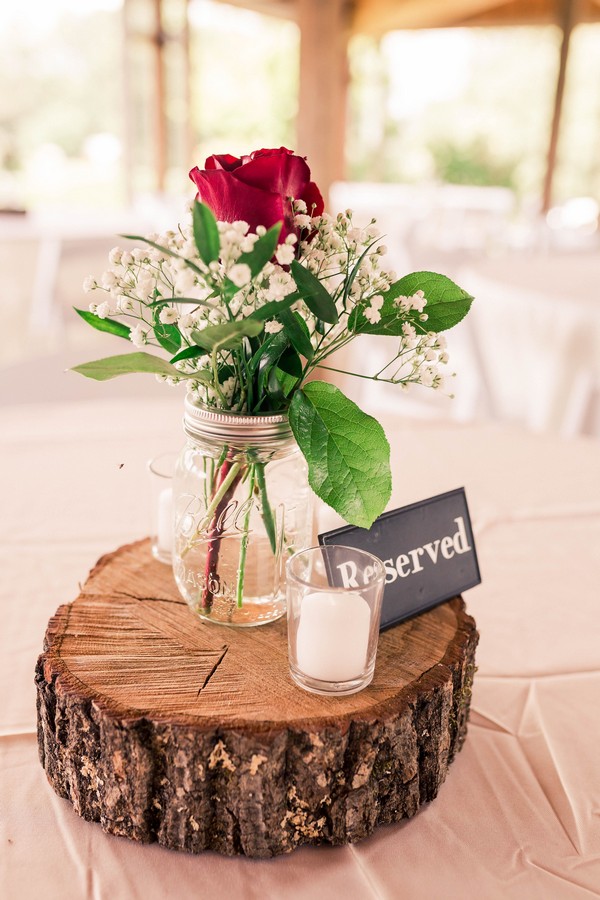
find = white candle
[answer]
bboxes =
[157,487,173,554]
[296,591,371,682]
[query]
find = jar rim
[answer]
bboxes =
[183,394,294,445]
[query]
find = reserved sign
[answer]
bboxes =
[318,488,481,630]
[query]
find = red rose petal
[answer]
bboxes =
[190,168,288,238]
[301,180,325,217]
[234,153,311,201]
[250,147,294,160]
[204,154,242,171]
[190,148,323,242]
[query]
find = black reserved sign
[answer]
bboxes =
[319,488,481,630]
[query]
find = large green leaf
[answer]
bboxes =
[290,259,339,324]
[71,352,208,382]
[289,381,391,528]
[350,272,474,335]
[193,201,220,265]
[190,318,264,352]
[74,308,131,340]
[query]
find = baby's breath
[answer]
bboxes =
[80,204,454,411]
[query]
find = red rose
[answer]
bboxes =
[189,147,324,243]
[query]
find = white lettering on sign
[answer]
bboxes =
[336,560,359,588]
[381,517,472,584]
[396,554,411,577]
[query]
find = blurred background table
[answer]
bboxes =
[1,395,599,899]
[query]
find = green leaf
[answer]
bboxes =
[222,224,282,298]
[277,309,314,361]
[190,318,264,352]
[290,260,339,324]
[120,235,204,275]
[248,331,288,374]
[255,334,302,399]
[350,272,474,336]
[247,293,299,322]
[154,322,181,354]
[266,367,287,402]
[70,352,208,382]
[146,297,213,309]
[238,223,281,277]
[252,331,287,384]
[152,307,181,354]
[272,366,298,399]
[193,201,220,265]
[289,381,391,529]
[278,346,302,378]
[340,236,381,310]
[74,308,131,340]
[170,345,208,364]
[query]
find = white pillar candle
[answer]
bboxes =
[157,487,173,554]
[296,591,371,682]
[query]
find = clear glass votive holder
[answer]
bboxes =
[147,452,178,564]
[286,545,386,696]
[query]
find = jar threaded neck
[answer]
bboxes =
[183,395,294,448]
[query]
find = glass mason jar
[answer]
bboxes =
[172,396,314,627]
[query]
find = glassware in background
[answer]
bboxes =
[286,545,386,696]
[148,452,178,564]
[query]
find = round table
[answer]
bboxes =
[1,396,599,899]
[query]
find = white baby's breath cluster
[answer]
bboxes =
[83,203,450,408]
[290,205,449,391]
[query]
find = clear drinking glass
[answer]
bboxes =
[148,452,178,564]
[286,545,386,696]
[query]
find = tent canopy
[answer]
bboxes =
[213,0,593,210]
[218,0,600,33]
[137,0,596,209]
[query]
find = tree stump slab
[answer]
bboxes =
[36,539,478,858]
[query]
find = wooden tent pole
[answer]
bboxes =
[542,0,577,213]
[121,0,134,204]
[182,0,194,172]
[152,0,168,193]
[297,0,350,208]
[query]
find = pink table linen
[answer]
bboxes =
[1,397,599,899]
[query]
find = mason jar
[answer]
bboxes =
[172,395,314,627]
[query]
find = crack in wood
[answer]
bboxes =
[197,644,229,695]
[77,589,185,606]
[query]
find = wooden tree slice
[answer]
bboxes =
[36,539,478,858]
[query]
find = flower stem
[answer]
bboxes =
[207,460,242,518]
[255,461,277,554]
[235,465,255,608]
[200,457,244,610]
[180,458,242,559]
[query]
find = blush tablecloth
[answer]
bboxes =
[1,396,599,900]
